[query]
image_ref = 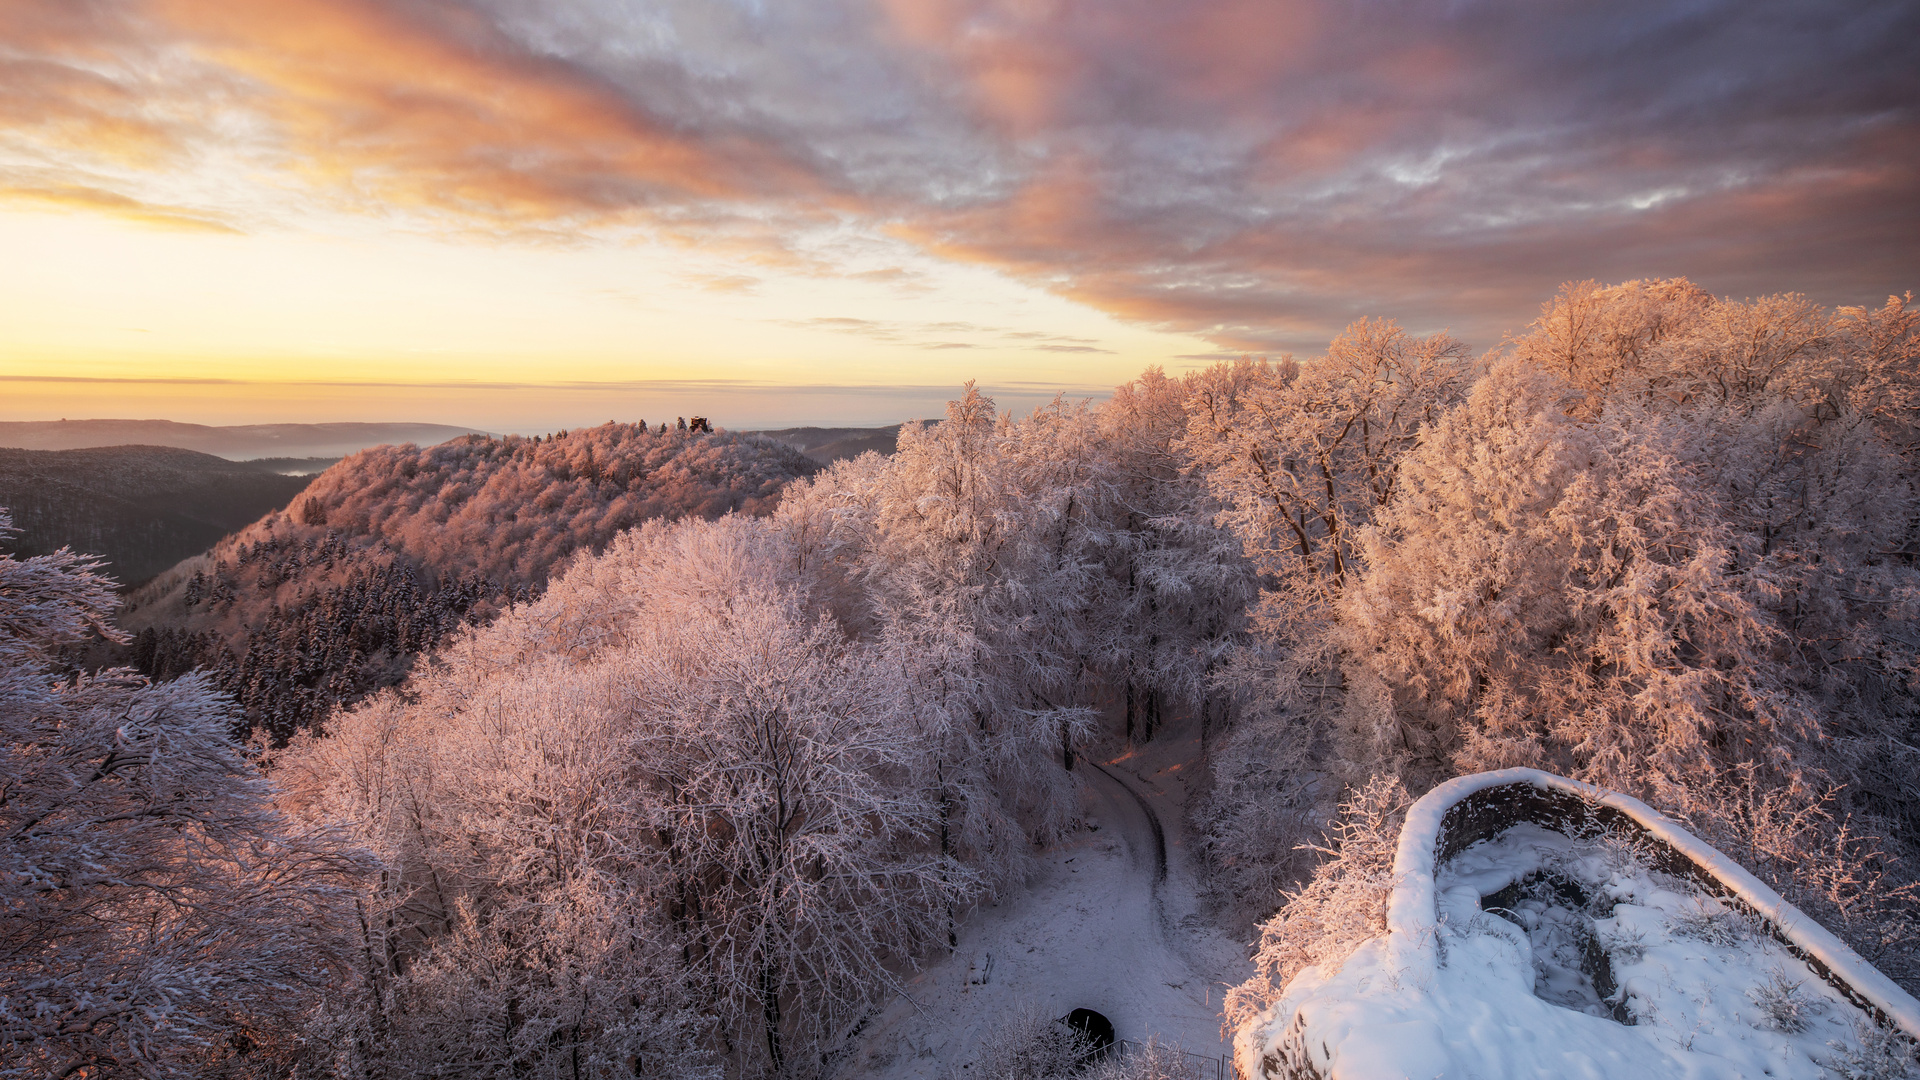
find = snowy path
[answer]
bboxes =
[833,726,1251,1078]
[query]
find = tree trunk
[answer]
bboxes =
[939,761,957,949]
[761,961,785,1072]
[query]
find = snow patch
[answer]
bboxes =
[1238,769,1920,1079]
[836,731,1250,1078]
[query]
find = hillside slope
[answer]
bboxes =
[0,419,483,458]
[0,446,317,585]
[751,424,914,463]
[120,423,819,739]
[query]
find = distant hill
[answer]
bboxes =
[751,424,917,463]
[0,446,317,586]
[119,423,821,740]
[0,419,484,459]
[245,457,341,475]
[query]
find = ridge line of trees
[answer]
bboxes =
[117,423,820,742]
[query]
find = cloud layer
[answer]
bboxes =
[6,0,1916,351]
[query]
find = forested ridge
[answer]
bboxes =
[3,281,1917,1079]
[0,446,318,586]
[116,423,819,741]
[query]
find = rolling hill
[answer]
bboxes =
[0,446,319,586]
[118,422,821,740]
[750,423,919,463]
[0,419,484,459]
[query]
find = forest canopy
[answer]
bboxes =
[2,281,1915,1078]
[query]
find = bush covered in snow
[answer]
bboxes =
[1222,776,1410,1032]
[958,1005,1098,1080]
[961,1008,1221,1080]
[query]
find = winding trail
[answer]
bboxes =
[1089,761,1167,885]
[834,721,1251,1078]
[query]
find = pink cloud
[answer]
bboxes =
[4,0,1914,350]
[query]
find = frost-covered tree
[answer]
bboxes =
[1096,369,1257,746]
[1339,358,1814,803]
[1189,283,1920,942]
[775,381,1253,897]
[1177,326,1469,914]
[1182,321,1471,688]
[775,387,1100,885]
[619,581,969,1072]
[1498,283,1920,838]
[0,510,360,1078]
[278,515,976,1077]
[281,662,720,1080]
[1511,277,1714,413]
[1832,293,1919,453]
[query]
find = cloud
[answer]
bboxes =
[0,181,241,232]
[1002,331,1098,344]
[848,266,922,286]
[1,0,841,239]
[687,273,761,294]
[0,4,199,167]
[5,0,1915,350]
[789,316,898,340]
[781,315,1112,353]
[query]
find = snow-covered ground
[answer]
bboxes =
[835,722,1251,1078]
[1242,820,1919,1079]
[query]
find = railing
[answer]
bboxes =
[1112,1039,1233,1080]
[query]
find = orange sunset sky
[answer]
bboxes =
[4,0,1916,431]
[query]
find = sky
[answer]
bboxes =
[3,0,1916,432]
